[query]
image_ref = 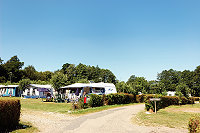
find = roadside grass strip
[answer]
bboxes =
[135,103,200,129]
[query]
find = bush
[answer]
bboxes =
[0,99,21,131]
[145,96,193,112]
[188,116,200,133]
[88,94,103,107]
[136,95,145,103]
[105,93,135,105]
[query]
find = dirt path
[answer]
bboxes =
[21,104,187,133]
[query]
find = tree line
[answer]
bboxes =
[0,55,200,97]
[0,56,116,85]
[116,66,200,97]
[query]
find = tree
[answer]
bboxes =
[127,75,149,94]
[0,58,6,82]
[23,65,37,80]
[157,69,181,91]
[175,83,190,98]
[19,79,31,95]
[77,79,89,83]
[50,72,68,94]
[3,56,24,82]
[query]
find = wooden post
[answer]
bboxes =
[155,101,157,114]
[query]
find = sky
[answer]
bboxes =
[0,0,200,81]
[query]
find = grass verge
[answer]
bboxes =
[135,104,200,129]
[11,121,38,133]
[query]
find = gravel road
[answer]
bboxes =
[21,104,187,133]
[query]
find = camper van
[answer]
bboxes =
[61,82,117,100]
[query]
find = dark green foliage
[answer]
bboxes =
[105,93,135,105]
[75,98,88,109]
[188,116,200,133]
[145,96,194,112]
[1,56,24,83]
[88,94,104,107]
[0,99,21,131]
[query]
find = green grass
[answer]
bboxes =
[0,97,139,115]
[11,121,38,133]
[135,104,200,129]
[20,98,72,113]
[0,97,72,113]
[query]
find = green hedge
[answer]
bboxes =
[0,99,21,131]
[105,93,135,105]
[88,94,104,107]
[188,116,200,133]
[145,96,194,112]
[136,94,155,103]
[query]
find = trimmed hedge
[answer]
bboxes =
[88,94,104,107]
[188,116,200,133]
[145,96,194,112]
[136,94,155,103]
[105,93,135,105]
[0,99,21,131]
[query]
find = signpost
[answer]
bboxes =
[149,98,161,114]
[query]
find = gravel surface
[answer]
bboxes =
[21,104,187,133]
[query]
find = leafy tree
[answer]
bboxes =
[50,72,68,94]
[0,58,6,82]
[77,79,89,83]
[157,69,181,91]
[23,65,37,80]
[19,79,31,91]
[127,76,149,94]
[193,66,200,96]
[175,83,190,98]
[3,56,24,82]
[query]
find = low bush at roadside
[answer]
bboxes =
[145,96,194,112]
[88,94,104,107]
[105,93,135,105]
[0,99,21,131]
[188,116,200,133]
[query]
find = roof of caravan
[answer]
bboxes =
[30,84,53,89]
[0,85,19,88]
[61,82,115,89]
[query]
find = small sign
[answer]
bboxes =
[150,98,161,101]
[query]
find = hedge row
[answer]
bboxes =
[0,99,21,131]
[188,116,200,133]
[76,93,136,109]
[145,96,194,112]
[105,93,135,105]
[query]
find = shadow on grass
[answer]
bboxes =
[0,122,34,133]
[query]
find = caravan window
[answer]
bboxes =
[92,88,105,94]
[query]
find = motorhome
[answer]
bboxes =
[60,82,117,100]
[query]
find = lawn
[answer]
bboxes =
[11,121,38,133]
[0,97,72,113]
[135,103,200,129]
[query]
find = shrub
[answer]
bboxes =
[105,93,135,105]
[145,96,193,112]
[75,98,88,109]
[88,94,103,107]
[188,116,200,133]
[136,95,145,103]
[0,99,21,131]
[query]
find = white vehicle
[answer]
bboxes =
[61,82,117,100]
